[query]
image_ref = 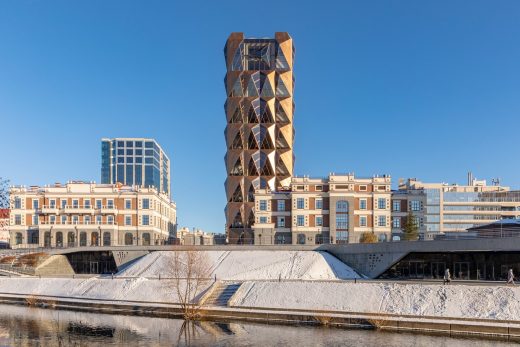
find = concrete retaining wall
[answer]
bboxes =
[35,255,75,276]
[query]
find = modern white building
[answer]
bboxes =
[391,176,520,240]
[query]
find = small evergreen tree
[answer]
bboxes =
[402,211,419,241]
[359,231,378,243]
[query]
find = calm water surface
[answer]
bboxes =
[0,304,516,346]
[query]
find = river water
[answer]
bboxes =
[0,304,515,346]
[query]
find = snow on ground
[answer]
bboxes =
[0,277,193,303]
[231,281,520,321]
[118,250,360,280]
[0,277,518,321]
[0,251,518,321]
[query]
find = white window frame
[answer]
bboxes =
[378,215,386,227]
[360,215,367,227]
[411,200,421,211]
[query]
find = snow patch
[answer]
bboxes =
[118,250,360,280]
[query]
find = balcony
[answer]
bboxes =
[41,205,59,214]
[98,205,117,214]
[39,221,118,229]
[62,205,95,214]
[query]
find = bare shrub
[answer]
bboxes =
[168,249,212,320]
[315,315,335,326]
[359,232,378,243]
[46,299,58,309]
[0,256,16,264]
[366,316,388,330]
[25,295,39,306]
[18,253,48,267]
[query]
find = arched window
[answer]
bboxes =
[91,232,99,246]
[125,233,133,245]
[336,200,348,212]
[67,232,75,247]
[103,232,111,246]
[15,233,22,245]
[56,232,63,248]
[44,232,51,248]
[80,232,87,247]
[142,233,151,246]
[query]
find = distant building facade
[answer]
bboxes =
[224,32,295,244]
[252,174,392,245]
[8,182,176,248]
[391,177,520,240]
[175,227,215,246]
[101,138,171,197]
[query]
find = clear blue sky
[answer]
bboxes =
[1,1,519,233]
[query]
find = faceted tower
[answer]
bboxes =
[224,32,295,244]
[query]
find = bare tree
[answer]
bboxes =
[0,177,9,209]
[169,249,212,320]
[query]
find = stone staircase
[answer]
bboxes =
[204,282,241,306]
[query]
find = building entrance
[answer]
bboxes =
[454,262,470,280]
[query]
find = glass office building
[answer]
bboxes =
[101,138,171,197]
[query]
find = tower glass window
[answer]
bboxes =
[101,138,171,197]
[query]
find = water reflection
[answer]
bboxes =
[0,304,514,346]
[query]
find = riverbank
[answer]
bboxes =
[0,278,519,341]
[0,291,519,341]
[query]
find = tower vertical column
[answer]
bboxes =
[224,32,295,244]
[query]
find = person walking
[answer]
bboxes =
[443,268,451,285]
[507,268,515,285]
